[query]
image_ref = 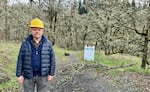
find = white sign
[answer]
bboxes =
[84,45,95,61]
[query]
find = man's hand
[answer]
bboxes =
[47,75,53,81]
[18,76,24,84]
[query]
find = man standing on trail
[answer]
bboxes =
[16,18,56,92]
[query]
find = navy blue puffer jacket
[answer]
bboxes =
[16,35,55,79]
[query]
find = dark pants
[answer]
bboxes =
[23,76,48,92]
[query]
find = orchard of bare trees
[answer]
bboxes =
[0,0,150,69]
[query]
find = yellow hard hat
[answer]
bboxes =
[30,18,44,28]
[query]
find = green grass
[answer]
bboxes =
[0,77,18,90]
[79,51,150,75]
[0,42,20,91]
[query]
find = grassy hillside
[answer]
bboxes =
[0,42,20,91]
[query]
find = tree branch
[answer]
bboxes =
[87,2,99,16]
[103,63,137,71]
[115,17,146,36]
[82,62,137,71]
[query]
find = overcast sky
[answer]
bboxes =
[8,0,148,6]
[8,0,28,5]
[129,0,148,4]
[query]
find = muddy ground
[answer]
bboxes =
[47,52,150,92]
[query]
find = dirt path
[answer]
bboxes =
[69,52,80,63]
[47,52,131,92]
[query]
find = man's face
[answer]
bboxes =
[31,27,44,39]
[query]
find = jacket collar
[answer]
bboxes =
[26,34,46,43]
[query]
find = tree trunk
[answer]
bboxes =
[141,30,149,69]
[4,0,9,41]
[83,26,88,48]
